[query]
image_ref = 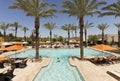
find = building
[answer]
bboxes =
[105,34,118,43]
[98,34,118,43]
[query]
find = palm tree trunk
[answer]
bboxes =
[102,30,104,44]
[118,30,120,47]
[15,27,17,39]
[32,34,34,48]
[85,28,87,47]
[35,17,39,59]
[24,30,26,42]
[50,30,52,48]
[4,29,6,42]
[71,30,74,38]
[75,29,77,38]
[79,17,84,60]
[68,30,70,48]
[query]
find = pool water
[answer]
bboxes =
[34,58,83,81]
[10,48,110,81]
[12,48,109,58]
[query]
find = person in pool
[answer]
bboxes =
[57,57,60,62]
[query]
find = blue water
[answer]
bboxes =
[11,48,109,58]
[33,58,83,81]
[10,48,110,81]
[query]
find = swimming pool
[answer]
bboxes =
[33,58,84,81]
[11,48,110,58]
[10,48,110,81]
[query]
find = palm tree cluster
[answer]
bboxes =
[101,0,120,47]
[9,0,56,59]
[0,22,29,42]
[44,22,56,48]
[61,0,106,60]
[2,0,119,60]
[61,24,78,47]
[97,23,109,44]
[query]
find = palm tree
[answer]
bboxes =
[0,23,10,42]
[31,29,36,48]
[9,0,56,59]
[10,22,21,39]
[61,24,73,47]
[22,27,29,42]
[71,25,78,38]
[44,22,56,48]
[101,0,120,47]
[114,23,120,47]
[84,21,93,47]
[61,0,106,60]
[9,29,15,37]
[97,23,109,44]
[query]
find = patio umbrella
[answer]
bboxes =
[70,41,77,44]
[1,45,26,51]
[0,57,9,62]
[91,44,118,51]
[55,41,61,44]
[39,41,46,45]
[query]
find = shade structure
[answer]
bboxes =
[39,41,46,45]
[12,42,22,45]
[1,45,26,51]
[91,44,118,51]
[1,42,13,46]
[70,41,79,44]
[54,41,61,44]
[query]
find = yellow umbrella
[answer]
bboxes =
[55,41,61,44]
[40,41,46,45]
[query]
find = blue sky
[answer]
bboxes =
[0,0,119,38]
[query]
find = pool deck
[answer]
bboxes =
[69,57,120,81]
[12,58,51,81]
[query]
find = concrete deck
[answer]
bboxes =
[69,58,120,81]
[12,58,51,81]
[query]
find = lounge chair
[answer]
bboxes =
[5,69,14,77]
[19,59,27,68]
[0,73,11,81]
[107,70,120,81]
[0,62,4,68]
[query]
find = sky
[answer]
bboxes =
[0,0,119,38]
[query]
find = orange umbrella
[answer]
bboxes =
[0,57,9,61]
[91,44,118,51]
[2,45,26,51]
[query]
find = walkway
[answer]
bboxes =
[69,58,119,81]
[12,58,51,81]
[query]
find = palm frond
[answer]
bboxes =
[84,21,93,29]
[97,23,109,31]
[44,22,56,30]
[101,0,120,17]
[115,23,120,29]
[61,0,106,18]
[9,0,57,18]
